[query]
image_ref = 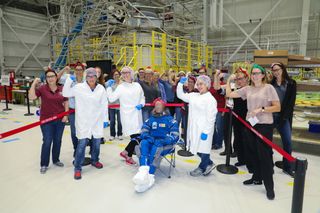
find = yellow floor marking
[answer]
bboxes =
[287,181,294,187]
[183,159,199,164]
[237,170,247,175]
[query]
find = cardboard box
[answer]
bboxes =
[254,50,289,66]
[254,50,288,57]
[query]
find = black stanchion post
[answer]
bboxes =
[3,85,12,111]
[291,157,308,213]
[217,107,238,174]
[177,103,193,157]
[23,86,34,116]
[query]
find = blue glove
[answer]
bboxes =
[135,104,143,110]
[70,75,76,82]
[106,79,115,88]
[179,77,188,84]
[103,122,109,128]
[200,133,208,140]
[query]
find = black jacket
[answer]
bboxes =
[272,78,297,127]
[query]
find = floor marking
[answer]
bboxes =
[237,170,247,175]
[2,138,20,143]
[287,181,294,187]
[183,159,199,164]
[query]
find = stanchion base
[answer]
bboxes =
[83,157,91,166]
[217,164,239,174]
[3,108,12,111]
[24,113,34,116]
[275,161,283,169]
[177,149,194,157]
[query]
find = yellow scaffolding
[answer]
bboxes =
[54,31,214,72]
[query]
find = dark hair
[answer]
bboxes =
[112,70,121,78]
[271,62,290,85]
[45,69,58,84]
[95,66,105,87]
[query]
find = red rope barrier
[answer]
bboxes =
[0,104,297,162]
[231,111,296,162]
[0,110,74,139]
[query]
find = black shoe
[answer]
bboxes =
[219,151,226,156]
[235,162,245,167]
[283,169,294,178]
[243,179,262,185]
[266,190,275,200]
[212,145,222,150]
[230,152,237,158]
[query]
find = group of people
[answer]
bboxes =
[28,61,296,199]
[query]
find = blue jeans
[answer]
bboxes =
[74,137,101,171]
[212,112,224,148]
[40,120,65,167]
[274,116,293,171]
[175,107,182,127]
[197,153,213,172]
[68,112,78,157]
[109,109,122,137]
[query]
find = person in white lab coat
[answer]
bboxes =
[177,75,218,177]
[106,66,145,165]
[63,68,109,180]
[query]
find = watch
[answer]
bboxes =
[262,107,265,112]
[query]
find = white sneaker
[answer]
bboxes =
[118,136,123,140]
[132,166,150,185]
[134,174,155,193]
[109,136,115,141]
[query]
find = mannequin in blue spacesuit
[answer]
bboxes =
[133,98,179,192]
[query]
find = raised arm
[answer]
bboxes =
[62,76,75,97]
[29,78,41,100]
[176,77,191,103]
[226,74,241,98]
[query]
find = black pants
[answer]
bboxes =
[223,111,233,153]
[245,124,274,192]
[125,134,140,157]
[233,118,246,164]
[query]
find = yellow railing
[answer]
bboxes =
[54,31,213,72]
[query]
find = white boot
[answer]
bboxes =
[132,166,150,185]
[134,174,155,193]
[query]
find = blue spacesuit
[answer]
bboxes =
[139,110,179,174]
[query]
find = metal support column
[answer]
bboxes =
[0,9,4,75]
[299,0,310,56]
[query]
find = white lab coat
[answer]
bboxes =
[177,83,217,154]
[106,82,145,136]
[63,77,108,139]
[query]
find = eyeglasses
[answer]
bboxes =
[86,75,96,78]
[46,75,56,79]
[251,72,262,76]
[235,77,246,81]
[121,72,130,75]
[271,68,281,72]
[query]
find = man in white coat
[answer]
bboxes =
[106,66,145,165]
[63,68,108,180]
[177,75,218,177]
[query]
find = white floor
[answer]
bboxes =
[0,104,320,213]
